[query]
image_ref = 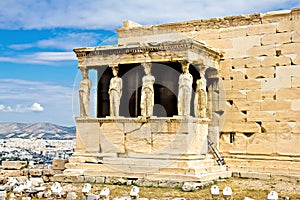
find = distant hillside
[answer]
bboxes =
[0,122,75,140]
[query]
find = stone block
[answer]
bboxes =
[246,133,276,154]
[228,36,261,58]
[292,55,300,65]
[63,169,84,176]
[232,100,260,111]
[224,111,246,123]
[95,176,105,183]
[261,99,291,111]
[230,70,245,79]
[261,55,291,67]
[276,65,300,78]
[29,169,43,177]
[76,121,101,153]
[206,38,232,49]
[219,59,232,70]
[193,29,220,40]
[231,122,260,133]
[277,20,300,32]
[225,90,246,100]
[220,27,247,39]
[276,111,300,122]
[100,123,125,153]
[246,67,275,79]
[42,168,55,176]
[262,121,292,133]
[240,172,271,180]
[276,133,300,156]
[292,31,300,42]
[1,161,26,170]
[278,43,300,55]
[292,99,300,110]
[262,10,291,23]
[1,170,21,177]
[231,80,260,90]
[247,23,277,36]
[292,122,300,133]
[232,57,260,68]
[52,159,68,170]
[261,32,291,45]
[260,77,291,90]
[247,111,275,122]
[277,88,300,100]
[125,124,152,154]
[246,45,276,57]
[246,90,275,100]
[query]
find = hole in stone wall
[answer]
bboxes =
[241,110,247,115]
[230,77,233,80]
[276,50,282,57]
[256,121,267,133]
[232,66,235,69]
[245,75,248,79]
[230,132,236,143]
[227,100,234,105]
[274,73,276,78]
[255,75,265,79]
[243,132,254,137]
[273,94,276,100]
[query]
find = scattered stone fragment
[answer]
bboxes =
[222,186,232,200]
[130,186,139,199]
[181,182,201,192]
[100,187,110,200]
[82,183,92,194]
[268,191,278,200]
[66,191,77,200]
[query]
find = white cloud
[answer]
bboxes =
[30,103,44,112]
[0,51,76,65]
[0,103,44,113]
[0,0,299,30]
[0,79,75,125]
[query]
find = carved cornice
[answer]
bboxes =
[73,39,222,68]
[80,39,221,59]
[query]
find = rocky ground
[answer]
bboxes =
[1,177,300,199]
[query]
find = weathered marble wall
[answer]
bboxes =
[116,8,300,177]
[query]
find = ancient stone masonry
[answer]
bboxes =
[69,7,300,183]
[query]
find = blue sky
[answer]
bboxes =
[0,0,299,126]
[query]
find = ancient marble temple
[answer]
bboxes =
[65,32,231,183]
[64,8,300,184]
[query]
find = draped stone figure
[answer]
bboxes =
[79,68,92,117]
[194,76,207,118]
[177,61,193,116]
[109,67,122,117]
[141,63,155,116]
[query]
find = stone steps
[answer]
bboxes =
[226,158,300,176]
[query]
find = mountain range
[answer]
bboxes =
[0,122,76,140]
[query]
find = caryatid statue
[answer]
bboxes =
[141,63,155,117]
[194,74,207,118]
[177,60,193,116]
[108,66,122,117]
[79,67,92,117]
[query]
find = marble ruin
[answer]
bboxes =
[67,7,300,184]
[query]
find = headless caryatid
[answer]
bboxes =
[109,67,122,117]
[141,63,155,117]
[79,68,92,117]
[194,75,207,118]
[178,61,193,116]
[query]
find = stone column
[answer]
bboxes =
[194,68,207,118]
[177,60,193,117]
[79,67,92,117]
[108,66,122,117]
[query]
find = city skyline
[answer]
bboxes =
[0,0,299,126]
